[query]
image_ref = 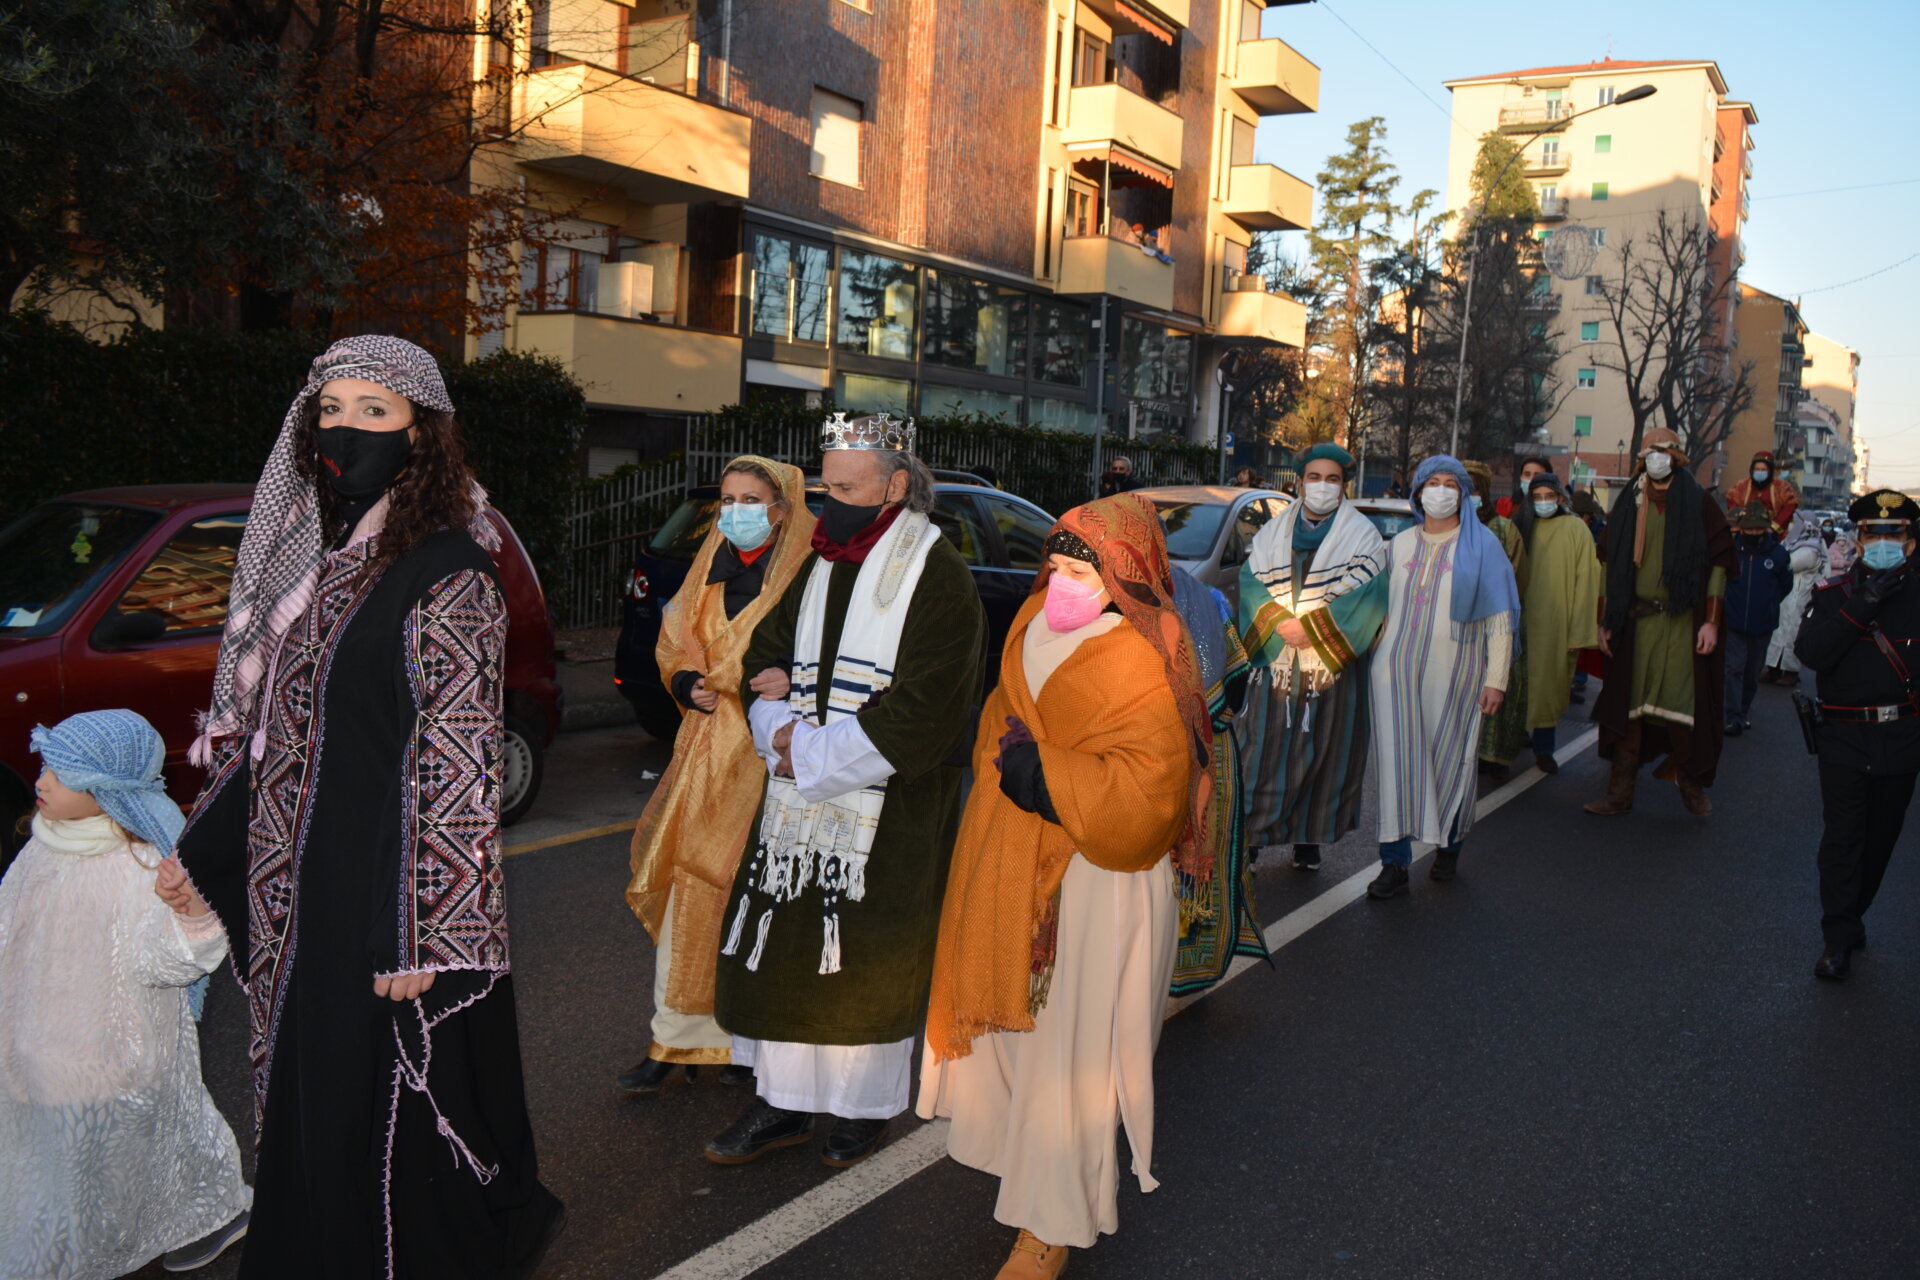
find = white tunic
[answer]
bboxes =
[1370,526,1513,846]
[0,815,249,1280]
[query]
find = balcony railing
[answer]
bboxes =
[1522,292,1562,312]
[1498,102,1574,133]
[1230,37,1320,116]
[1537,196,1569,220]
[1218,283,1306,347]
[513,312,742,413]
[1222,163,1312,232]
[1524,151,1571,176]
[1063,82,1184,169]
[1058,235,1174,310]
[515,62,752,204]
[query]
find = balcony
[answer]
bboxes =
[1230,38,1320,116]
[1222,163,1312,232]
[1064,83,1184,170]
[1498,102,1574,133]
[515,63,751,204]
[1524,151,1571,177]
[1521,292,1562,312]
[1218,279,1306,347]
[1537,196,1569,220]
[1058,235,1174,310]
[513,312,742,412]
[1080,0,1190,28]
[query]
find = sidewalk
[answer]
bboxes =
[555,627,632,733]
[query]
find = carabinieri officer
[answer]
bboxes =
[1794,489,1920,981]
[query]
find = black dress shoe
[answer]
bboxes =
[1429,848,1461,881]
[618,1057,695,1095]
[1366,865,1409,899]
[1536,752,1559,775]
[1814,946,1853,981]
[719,1064,756,1087]
[1289,844,1321,872]
[820,1117,890,1168]
[705,1101,815,1164]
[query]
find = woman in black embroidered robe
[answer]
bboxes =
[175,337,562,1279]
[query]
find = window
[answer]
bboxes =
[1585,275,1605,297]
[113,514,248,634]
[983,495,1052,570]
[832,372,913,417]
[1589,227,1607,249]
[1574,414,1593,436]
[1066,179,1100,238]
[1034,299,1093,388]
[1532,274,1553,296]
[1597,86,1616,106]
[1030,397,1100,433]
[810,89,863,187]
[1594,134,1612,154]
[1580,321,1600,341]
[520,222,630,314]
[1072,28,1110,87]
[920,383,1022,422]
[835,250,917,357]
[1540,139,1561,164]
[1224,498,1281,568]
[928,495,992,566]
[1050,18,1067,124]
[1591,182,1609,201]
[923,272,1029,376]
[1539,184,1557,202]
[749,232,831,344]
[1121,317,1193,400]
[1577,368,1597,389]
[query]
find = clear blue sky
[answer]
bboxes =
[1252,0,1920,491]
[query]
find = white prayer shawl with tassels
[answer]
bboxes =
[722,510,940,977]
[1245,500,1387,696]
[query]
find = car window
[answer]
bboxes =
[931,495,991,566]
[647,497,720,562]
[113,513,249,633]
[982,495,1051,570]
[1222,498,1280,568]
[0,502,161,638]
[1360,507,1420,540]
[1152,500,1228,561]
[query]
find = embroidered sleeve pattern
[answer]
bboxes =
[401,569,511,975]
[1299,605,1357,674]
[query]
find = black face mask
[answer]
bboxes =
[820,495,885,545]
[316,426,412,499]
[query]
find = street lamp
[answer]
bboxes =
[1615,437,1625,478]
[1447,83,1658,456]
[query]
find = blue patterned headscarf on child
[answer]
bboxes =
[30,710,183,858]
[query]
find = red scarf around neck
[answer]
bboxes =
[812,502,904,564]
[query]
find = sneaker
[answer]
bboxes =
[704,1101,815,1165]
[162,1210,249,1272]
[1366,865,1409,900]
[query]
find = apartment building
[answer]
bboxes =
[1723,283,1804,484]
[471,0,1321,470]
[1801,331,1860,504]
[1441,59,1753,485]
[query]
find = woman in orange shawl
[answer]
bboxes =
[918,493,1211,1280]
[618,457,816,1094]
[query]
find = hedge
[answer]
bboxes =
[0,315,586,613]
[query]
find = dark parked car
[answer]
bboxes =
[0,485,562,860]
[615,479,1055,741]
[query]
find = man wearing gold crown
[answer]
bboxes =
[704,413,987,1168]
[1796,488,1920,981]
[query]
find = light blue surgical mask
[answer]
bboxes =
[1862,540,1906,572]
[717,503,773,551]
[1533,499,1560,519]
[1470,494,1483,511]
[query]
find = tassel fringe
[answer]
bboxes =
[720,894,751,957]
[744,909,773,971]
[819,913,842,975]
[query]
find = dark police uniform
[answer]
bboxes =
[1794,489,1920,979]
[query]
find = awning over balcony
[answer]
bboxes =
[1115,0,1175,43]
[1070,144,1173,189]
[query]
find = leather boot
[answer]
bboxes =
[1583,747,1638,815]
[1675,771,1713,816]
[995,1230,1070,1279]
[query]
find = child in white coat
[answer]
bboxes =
[0,711,250,1278]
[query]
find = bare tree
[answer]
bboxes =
[1591,208,1755,466]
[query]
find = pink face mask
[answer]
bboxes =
[1044,571,1107,631]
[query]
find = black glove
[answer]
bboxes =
[997,740,1060,824]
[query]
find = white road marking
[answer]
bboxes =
[651,727,1601,1280]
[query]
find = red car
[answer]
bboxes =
[0,485,561,860]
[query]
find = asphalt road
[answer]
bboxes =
[131,674,1918,1279]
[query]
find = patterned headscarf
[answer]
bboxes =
[31,710,182,861]
[1036,494,1214,883]
[193,336,457,762]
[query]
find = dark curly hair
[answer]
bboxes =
[294,396,479,572]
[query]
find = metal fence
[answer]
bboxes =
[563,458,685,629]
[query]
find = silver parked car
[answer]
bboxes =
[1136,485,1293,592]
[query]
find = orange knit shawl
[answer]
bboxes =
[926,593,1191,1061]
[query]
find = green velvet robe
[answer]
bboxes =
[1522,515,1602,730]
[713,537,986,1045]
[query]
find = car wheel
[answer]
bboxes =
[629,688,684,745]
[501,714,544,826]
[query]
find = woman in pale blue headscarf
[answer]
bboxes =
[1365,455,1521,899]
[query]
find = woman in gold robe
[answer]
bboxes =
[618,457,816,1093]
[919,493,1212,1280]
